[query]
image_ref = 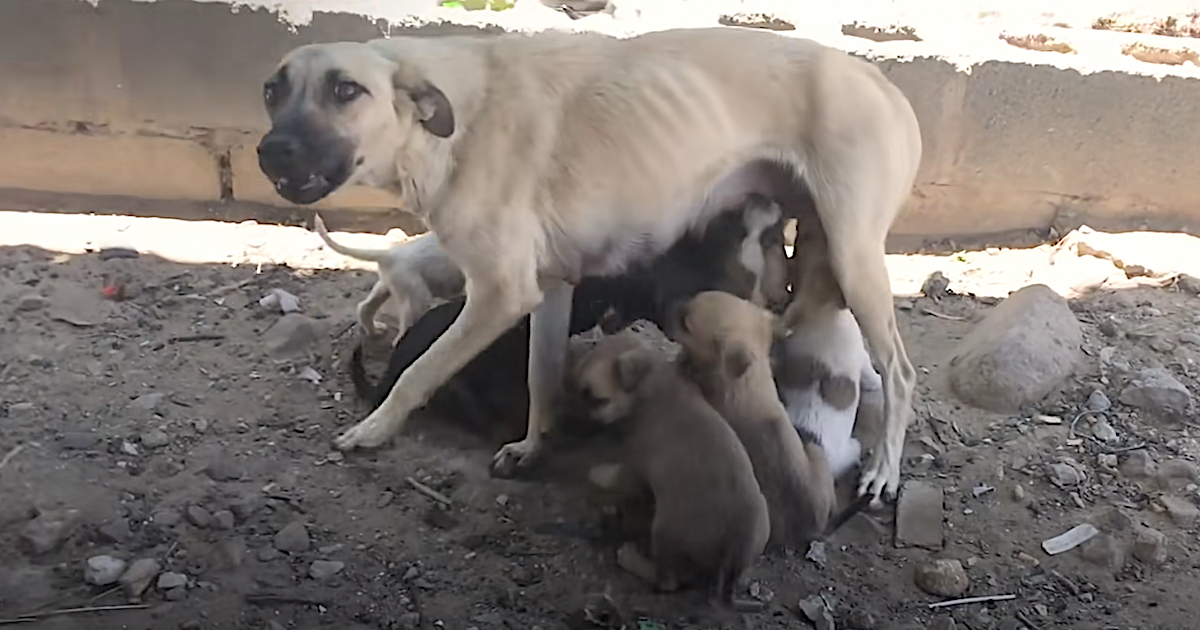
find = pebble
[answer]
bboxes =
[157,572,188,590]
[929,618,957,630]
[119,558,162,599]
[1011,484,1027,501]
[1149,336,1176,353]
[20,508,82,555]
[140,428,171,448]
[273,521,310,552]
[1179,332,1200,346]
[85,555,128,586]
[202,456,244,482]
[1092,419,1119,443]
[896,480,944,550]
[376,491,395,508]
[797,595,835,630]
[98,519,133,543]
[131,392,166,412]
[257,547,282,562]
[1119,367,1193,421]
[308,560,346,581]
[1048,461,1086,488]
[805,541,828,568]
[186,505,213,528]
[15,293,48,312]
[1080,534,1127,573]
[914,559,969,597]
[1120,451,1157,479]
[212,510,236,530]
[1132,526,1168,565]
[164,586,187,601]
[1156,495,1200,527]
[1157,459,1199,489]
[263,314,323,358]
[152,509,182,527]
[1086,389,1112,412]
[61,432,102,450]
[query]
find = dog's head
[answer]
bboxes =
[671,291,785,382]
[573,332,660,425]
[256,40,456,205]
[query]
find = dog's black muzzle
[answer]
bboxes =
[256,122,353,205]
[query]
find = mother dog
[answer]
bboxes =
[256,27,921,502]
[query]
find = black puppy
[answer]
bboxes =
[349,197,785,446]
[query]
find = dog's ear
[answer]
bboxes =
[720,339,754,379]
[613,350,651,392]
[399,79,455,138]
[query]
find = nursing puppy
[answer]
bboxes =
[576,331,769,610]
[349,200,785,447]
[313,213,464,346]
[673,291,836,549]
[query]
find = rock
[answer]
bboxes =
[15,293,49,311]
[212,510,236,530]
[185,505,213,528]
[1048,460,1087,488]
[61,431,102,450]
[1131,526,1168,565]
[914,559,969,597]
[140,428,171,449]
[152,508,183,527]
[308,560,346,581]
[797,595,835,630]
[947,284,1083,412]
[929,618,957,630]
[274,521,310,552]
[20,508,83,555]
[98,518,133,543]
[1179,332,1200,346]
[1120,451,1157,479]
[1156,495,1200,527]
[896,481,944,550]
[119,558,162,599]
[202,455,244,482]
[1079,534,1127,573]
[131,392,166,412]
[1178,274,1200,295]
[1092,419,1119,443]
[1119,368,1193,421]
[844,608,879,630]
[263,314,323,358]
[257,546,282,562]
[1157,459,1200,490]
[157,572,188,590]
[921,270,951,299]
[164,586,187,601]
[1011,484,1027,501]
[805,541,828,569]
[1086,390,1112,412]
[85,555,128,586]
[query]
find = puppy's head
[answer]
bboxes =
[672,291,785,381]
[573,333,659,424]
[256,40,455,205]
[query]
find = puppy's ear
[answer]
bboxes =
[614,351,651,392]
[399,79,455,138]
[720,340,754,379]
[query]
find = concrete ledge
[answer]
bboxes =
[1,0,1199,246]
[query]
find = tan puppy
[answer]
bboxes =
[575,331,769,609]
[313,213,465,346]
[673,291,837,549]
[256,28,922,502]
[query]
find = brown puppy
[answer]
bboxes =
[575,331,769,609]
[673,291,837,549]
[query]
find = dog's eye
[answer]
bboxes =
[333,80,366,103]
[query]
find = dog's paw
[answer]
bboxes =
[333,416,395,451]
[490,438,542,477]
[856,449,901,508]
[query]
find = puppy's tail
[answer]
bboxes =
[347,340,376,403]
[313,213,393,263]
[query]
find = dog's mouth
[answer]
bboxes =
[272,173,335,205]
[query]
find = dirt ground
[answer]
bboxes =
[2,214,1200,630]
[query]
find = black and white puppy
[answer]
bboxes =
[349,197,787,446]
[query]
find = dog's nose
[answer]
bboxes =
[257,135,302,164]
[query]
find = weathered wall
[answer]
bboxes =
[1,0,1199,248]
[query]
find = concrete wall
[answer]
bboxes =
[1,0,1199,249]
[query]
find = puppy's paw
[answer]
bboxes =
[333,415,397,451]
[490,438,542,478]
[856,449,900,507]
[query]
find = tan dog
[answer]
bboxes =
[313,214,465,346]
[574,331,769,609]
[673,291,836,548]
[255,27,922,501]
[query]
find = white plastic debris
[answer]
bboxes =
[1041,523,1100,555]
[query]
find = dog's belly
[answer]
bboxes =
[782,387,861,479]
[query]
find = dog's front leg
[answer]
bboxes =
[492,283,575,476]
[334,279,541,451]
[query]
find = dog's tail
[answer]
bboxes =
[313,213,393,263]
[347,341,376,404]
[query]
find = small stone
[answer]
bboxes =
[914,559,969,597]
[61,432,102,450]
[1080,534,1127,573]
[1178,274,1200,295]
[152,509,182,527]
[1011,484,1027,501]
[805,541,828,568]
[141,428,170,448]
[1016,550,1040,567]
[20,509,82,555]
[212,510,235,530]
[844,608,879,630]
[202,456,244,482]
[1157,459,1199,489]
[1131,526,1168,565]
[1048,461,1086,488]
[164,586,187,601]
[131,393,166,412]
[1156,495,1200,527]
[308,560,346,581]
[1098,453,1118,468]
[16,293,48,311]
[1086,390,1112,412]
[119,558,162,599]
[1179,332,1200,346]
[1149,336,1176,353]
[1119,367,1193,421]
[273,521,310,552]
[98,519,133,543]
[377,491,395,508]
[257,547,282,562]
[929,618,957,630]
[1121,451,1158,479]
[896,480,944,549]
[797,595,835,630]
[186,505,213,528]
[228,493,261,521]
[85,555,128,586]
[157,572,188,590]
[192,418,210,434]
[1092,419,1118,443]
[263,314,323,358]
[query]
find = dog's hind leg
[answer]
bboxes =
[334,272,544,451]
[357,281,392,337]
[492,282,575,476]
